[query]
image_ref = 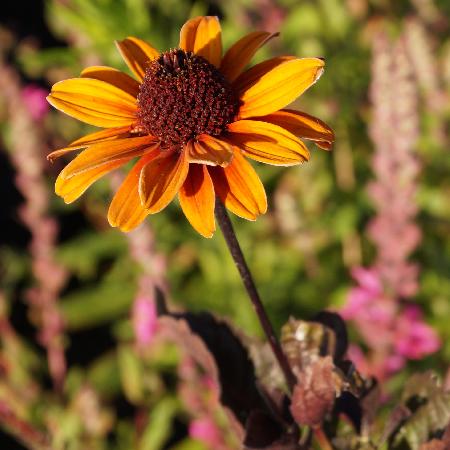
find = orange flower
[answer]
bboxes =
[47,16,334,238]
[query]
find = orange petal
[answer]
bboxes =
[313,140,332,151]
[209,149,267,220]
[47,78,137,127]
[220,31,278,82]
[55,158,127,204]
[187,135,234,167]
[179,16,222,67]
[115,37,159,81]
[227,120,310,166]
[179,164,215,238]
[237,58,325,119]
[70,126,132,146]
[139,150,189,213]
[233,56,295,94]
[255,109,334,150]
[179,17,203,51]
[59,136,159,180]
[47,126,131,162]
[108,153,158,232]
[81,66,140,97]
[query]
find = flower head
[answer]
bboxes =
[47,16,334,237]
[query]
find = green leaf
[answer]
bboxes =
[392,372,450,450]
[56,230,127,280]
[87,352,122,398]
[139,397,179,450]
[169,439,208,450]
[118,345,144,404]
[60,278,135,330]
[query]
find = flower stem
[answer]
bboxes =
[0,401,50,450]
[314,428,333,450]
[214,198,296,393]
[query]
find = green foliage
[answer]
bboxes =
[393,373,450,450]
[2,0,450,448]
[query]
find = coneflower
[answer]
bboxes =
[47,16,334,238]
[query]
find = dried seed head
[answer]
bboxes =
[137,49,239,148]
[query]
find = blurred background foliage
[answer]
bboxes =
[1,0,450,448]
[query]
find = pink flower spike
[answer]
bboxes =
[132,296,158,346]
[351,267,382,294]
[22,85,49,121]
[189,417,223,448]
[395,306,440,359]
[384,354,406,374]
[341,287,374,319]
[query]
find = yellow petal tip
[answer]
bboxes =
[61,196,73,205]
[314,66,325,82]
[46,94,55,106]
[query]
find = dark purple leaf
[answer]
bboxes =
[169,312,268,424]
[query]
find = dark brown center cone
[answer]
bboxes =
[137,49,239,148]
